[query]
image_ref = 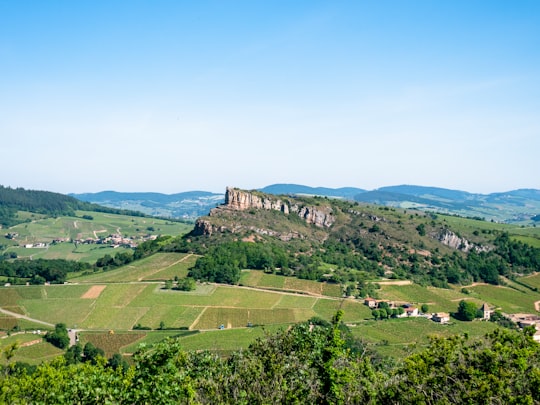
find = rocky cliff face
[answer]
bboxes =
[221,187,334,228]
[225,187,289,213]
[436,229,488,252]
[192,187,336,238]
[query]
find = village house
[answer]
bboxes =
[364,298,378,308]
[480,303,493,320]
[363,298,395,310]
[405,306,419,317]
[432,312,450,324]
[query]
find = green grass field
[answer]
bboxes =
[4,211,191,263]
[466,284,540,313]
[378,284,468,313]
[3,240,540,364]
[69,253,197,283]
[239,270,342,297]
[518,273,540,290]
[0,333,64,365]
[353,317,499,358]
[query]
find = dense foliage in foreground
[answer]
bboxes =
[2,312,540,404]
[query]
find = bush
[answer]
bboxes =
[44,323,70,349]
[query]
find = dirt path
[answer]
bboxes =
[376,280,413,286]
[0,307,54,328]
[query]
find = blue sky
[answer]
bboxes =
[1,1,539,194]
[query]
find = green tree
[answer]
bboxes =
[83,342,105,364]
[380,329,540,403]
[44,323,70,349]
[456,300,477,321]
[421,303,429,313]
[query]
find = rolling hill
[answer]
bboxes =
[166,187,540,290]
[70,184,540,224]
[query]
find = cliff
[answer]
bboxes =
[191,187,335,238]
[221,187,335,227]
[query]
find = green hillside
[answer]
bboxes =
[163,188,540,291]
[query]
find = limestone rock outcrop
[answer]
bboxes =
[224,187,289,213]
[221,187,334,228]
[436,229,488,252]
[193,187,336,237]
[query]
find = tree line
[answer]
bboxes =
[169,231,540,292]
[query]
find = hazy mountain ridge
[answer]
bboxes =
[71,184,540,223]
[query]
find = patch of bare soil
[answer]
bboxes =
[81,285,106,299]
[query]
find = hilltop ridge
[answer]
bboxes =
[70,183,540,223]
[171,187,540,290]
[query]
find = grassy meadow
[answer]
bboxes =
[3,210,191,263]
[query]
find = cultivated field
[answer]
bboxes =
[70,252,198,282]
[239,270,342,297]
[353,317,499,358]
[2,249,540,362]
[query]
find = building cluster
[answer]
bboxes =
[363,299,495,325]
[364,298,423,318]
[6,233,158,249]
[508,313,540,342]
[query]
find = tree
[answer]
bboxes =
[64,344,82,364]
[456,300,478,321]
[44,323,70,349]
[175,277,196,291]
[108,353,129,371]
[83,342,104,364]
[421,303,429,313]
[380,329,540,403]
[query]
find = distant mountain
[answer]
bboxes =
[70,184,540,224]
[259,184,365,198]
[354,185,540,223]
[0,185,146,227]
[70,190,224,219]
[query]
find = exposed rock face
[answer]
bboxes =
[191,219,229,236]
[221,187,334,228]
[436,229,483,252]
[225,187,289,213]
[193,187,335,237]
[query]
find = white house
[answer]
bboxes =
[432,312,450,324]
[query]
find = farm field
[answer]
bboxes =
[353,317,499,358]
[1,281,360,332]
[69,252,197,282]
[2,248,540,363]
[0,333,64,365]
[377,284,470,313]
[239,270,342,297]
[6,241,133,263]
[517,273,540,290]
[467,284,540,313]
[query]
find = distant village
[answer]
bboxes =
[5,232,157,249]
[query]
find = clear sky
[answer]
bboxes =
[1,1,539,194]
